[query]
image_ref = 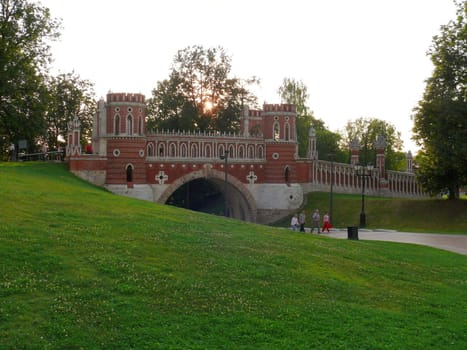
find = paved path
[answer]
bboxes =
[312,229,467,256]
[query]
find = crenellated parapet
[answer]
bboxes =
[262,104,296,114]
[241,108,263,137]
[102,93,146,138]
[260,104,298,142]
[248,110,262,117]
[106,92,145,104]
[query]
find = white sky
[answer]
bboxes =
[37,0,457,153]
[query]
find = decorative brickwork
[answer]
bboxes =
[67,92,426,224]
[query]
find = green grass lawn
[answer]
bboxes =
[274,192,467,234]
[1,162,466,349]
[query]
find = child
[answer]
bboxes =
[322,212,332,233]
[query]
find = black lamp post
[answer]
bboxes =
[328,153,335,224]
[354,163,374,228]
[220,150,230,217]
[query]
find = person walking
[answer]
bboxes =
[290,214,299,231]
[298,211,306,232]
[310,209,320,233]
[322,212,332,233]
[8,143,15,161]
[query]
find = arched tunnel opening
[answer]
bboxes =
[166,178,224,216]
[164,177,252,221]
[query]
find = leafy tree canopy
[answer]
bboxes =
[45,72,96,150]
[277,78,344,161]
[278,78,310,117]
[0,0,60,155]
[412,1,466,198]
[146,45,259,133]
[342,117,405,170]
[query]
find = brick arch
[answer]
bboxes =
[157,167,257,222]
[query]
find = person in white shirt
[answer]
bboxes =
[290,214,299,231]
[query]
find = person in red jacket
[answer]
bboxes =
[322,212,332,233]
[85,143,93,154]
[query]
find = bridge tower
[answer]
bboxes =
[261,104,297,142]
[102,93,147,188]
[261,104,298,184]
[241,106,263,137]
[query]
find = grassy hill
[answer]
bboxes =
[0,162,466,349]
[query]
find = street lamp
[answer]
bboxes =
[328,153,335,224]
[220,150,230,217]
[354,163,374,228]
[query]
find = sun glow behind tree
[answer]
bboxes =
[146,46,258,133]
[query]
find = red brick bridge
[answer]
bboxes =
[67,93,424,224]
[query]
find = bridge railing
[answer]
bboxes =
[148,129,264,139]
[386,170,425,197]
[18,150,65,162]
[312,160,377,193]
[312,160,426,197]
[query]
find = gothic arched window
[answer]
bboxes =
[139,117,143,135]
[205,144,212,158]
[284,166,290,183]
[238,145,245,159]
[284,122,290,141]
[273,122,280,141]
[114,115,120,135]
[248,145,254,159]
[180,144,187,157]
[218,145,225,158]
[126,164,133,182]
[126,115,133,135]
[158,143,165,157]
[191,144,198,158]
[229,145,235,158]
[147,143,154,157]
[258,146,264,159]
[169,143,176,157]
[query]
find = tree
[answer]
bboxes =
[315,129,346,163]
[278,78,310,117]
[0,0,60,156]
[45,72,96,151]
[278,78,312,157]
[147,46,258,133]
[412,1,467,199]
[277,78,344,160]
[342,117,404,170]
